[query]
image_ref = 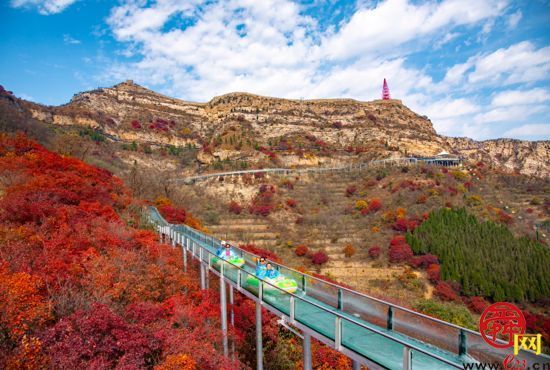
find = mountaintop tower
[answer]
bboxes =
[382,78,391,100]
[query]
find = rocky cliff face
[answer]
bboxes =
[17,81,550,178]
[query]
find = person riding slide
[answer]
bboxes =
[216,240,234,259]
[256,256,268,278]
[264,263,280,279]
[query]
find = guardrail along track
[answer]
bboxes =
[146,206,547,370]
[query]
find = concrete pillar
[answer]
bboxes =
[220,277,229,357]
[182,237,187,272]
[200,263,206,290]
[256,301,263,370]
[303,333,312,370]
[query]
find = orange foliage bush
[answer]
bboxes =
[343,245,356,258]
[0,134,238,369]
[295,245,309,257]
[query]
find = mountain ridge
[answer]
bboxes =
[3,81,548,178]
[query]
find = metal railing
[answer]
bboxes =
[172,156,462,184]
[147,206,550,370]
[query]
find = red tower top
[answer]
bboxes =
[382,78,391,100]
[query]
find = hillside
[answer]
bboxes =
[1,82,549,360]
[0,134,359,369]
[4,81,548,179]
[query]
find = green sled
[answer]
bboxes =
[211,255,245,268]
[246,274,298,294]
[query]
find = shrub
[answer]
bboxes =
[389,243,413,263]
[497,209,513,224]
[414,299,476,330]
[240,244,282,263]
[332,121,343,129]
[434,282,459,301]
[466,195,482,206]
[368,199,382,213]
[343,245,356,258]
[345,185,357,197]
[426,263,440,283]
[396,208,407,219]
[390,235,407,246]
[295,245,308,257]
[368,246,381,259]
[355,200,368,210]
[131,120,142,129]
[410,254,439,269]
[466,296,489,314]
[249,204,272,217]
[393,218,418,232]
[295,216,304,224]
[286,199,297,208]
[371,226,380,233]
[311,251,329,265]
[158,205,186,223]
[228,201,242,215]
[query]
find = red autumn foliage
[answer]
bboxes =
[426,264,441,283]
[0,134,240,369]
[286,198,297,208]
[249,204,273,217]
[466,296,490,314]
[434,282,459,301]
[131,120,142,129]
[410,254,439,269]
[249,184,276,216]
[368,246,381,259]
[497,209,513,224]
[295,245,309,257]
[345,185,357,197]
[43,303,161,369]
[392,218,418,232]
[368,199,382,213]
[390,235,407,246]
[148,118,174,132]
[239,244,282,264]
[228,201,243,215]
[523,310,550,342]
[388,243,413,263]
[159,204,186,223]
[295,216,304,224]
[310,251,329,265]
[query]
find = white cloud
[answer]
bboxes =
[507,10,522,29]
[474,105,545,124]
[63,34,81,45]
[10,0,77,15]
[444,42,550,87]
[100,0,549,141]
[491,88,550,107]
[420,98,481,120]
[503,124,550,139]
[321,0,506,61]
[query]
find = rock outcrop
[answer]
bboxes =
[14,81,549,178]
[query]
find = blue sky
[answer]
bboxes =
[1,0,549,141]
